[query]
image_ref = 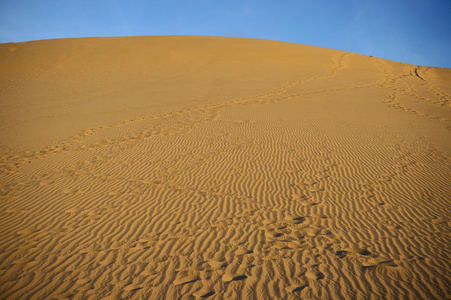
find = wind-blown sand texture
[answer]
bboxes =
[1,36,450,299]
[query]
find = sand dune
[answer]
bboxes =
[0,36,450,299]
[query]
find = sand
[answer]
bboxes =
[0,36,450,299]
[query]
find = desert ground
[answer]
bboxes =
[0,36,450,299]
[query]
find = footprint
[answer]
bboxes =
[310,213,327,219]
[271,241,291,250]
[324,161,336,167]
[308,185,324,192]
[240,261,256,269]
[335,250,348,258]
[337,245,371,258]
[230,239,245,246]
[222,273,248,282]
[386,224,401,231]
[304,179,317,186]
[124,284,144,292]
[316,172,329,179]
[378,175,393,182]
[431,217,446,225]
[177,264,205,273]
[289,230,306,240]
[142,262,159,276]
[286,281,309,293]
[75,278,91,285]
[207,259,227,269]
[174,274,201,286]
[305,270,325,280]
[361,185,374,192]
[38,180,54,186]
[361,257,394,268]
[192,288,215,298]
[302,227,322,237]
[348,245,371,256]
[287,241,305,249]
[235,246,253,256]
[284,214,306,224]
[291,193,309,201]
[265,230,284,239]
[61,188,78,194]
[292,193,319,206]
[16,227,38,236]
[65,207,83,214]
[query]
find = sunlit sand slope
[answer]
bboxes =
[0,36,450,299]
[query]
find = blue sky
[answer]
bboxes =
[0,0,450,67]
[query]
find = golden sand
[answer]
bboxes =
[0,36,450,299]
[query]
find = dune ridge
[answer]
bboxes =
[0,36,450,299]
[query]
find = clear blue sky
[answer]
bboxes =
[1,0,450,68]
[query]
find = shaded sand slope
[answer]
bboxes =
[0,36,336,150]
[0,36,450,299]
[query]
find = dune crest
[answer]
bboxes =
[0,36,450,299]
